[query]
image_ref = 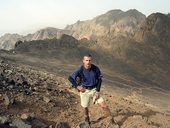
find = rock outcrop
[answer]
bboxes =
[0,34,23,50]
[0,27,71,50]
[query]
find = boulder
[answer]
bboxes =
[11,119,32,128]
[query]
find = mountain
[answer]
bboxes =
[0,9,170,88]
[134,13,170,42]
[124,13,170,88]
[14,34,79,52]
[65,9,145,45]
[11,12,170,90]
[0,27,71,50]
[13,34,102,63]
[0,33,23,50]
[167,13,170,18]
[0,9,145,50]
[25,27,71,40]
[0,12,170,125]
[0,9,170,127]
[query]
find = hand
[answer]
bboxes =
[77,85,86,92]
[95,92,100,99]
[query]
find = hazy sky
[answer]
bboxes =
[0,0,169,36]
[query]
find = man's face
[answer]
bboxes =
[83,56,92,68]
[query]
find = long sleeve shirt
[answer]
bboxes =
[68,64,103,92]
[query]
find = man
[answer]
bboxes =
[68,54,113,124]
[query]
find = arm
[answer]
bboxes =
[68,67,80,88]
[95,78,102,99]
[68,67,86,92]
[95,66,103,92]
[68,76,78,87]
[96,78,102,92]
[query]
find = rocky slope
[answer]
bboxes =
[134,13,170,42]
[124,13,170,89]
[0,8,170,128]
[0,57,170,128]
[66,9,145,40]
[0,59,79,128]
[65,9,146,52]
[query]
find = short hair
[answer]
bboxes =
[83,54,92,58]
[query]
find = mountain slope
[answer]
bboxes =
[0,9,145,50]
[124,13,170,88]
[0,10,170,90]
[65,9,146,41]
[24,27,71,41]
[0,33,23,50]
[0,27,71,50]
[0,60,169,128]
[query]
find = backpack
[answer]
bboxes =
[76,64,98,85]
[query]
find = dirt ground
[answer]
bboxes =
[0,58,170,128]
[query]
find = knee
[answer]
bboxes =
[99,102,107,109]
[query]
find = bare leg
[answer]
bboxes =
[98,101,119,126]
[98,102,112,117]
[84,107,89,116]
[84,107,90,124]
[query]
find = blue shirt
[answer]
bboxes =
[70,64,102,87]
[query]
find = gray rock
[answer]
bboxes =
[0,116,8,124]
[8,85,14,89]
[21,114,29,120]
[21,112,35,120]
[0,60,4,64]
[55,122,70,128]
[4,94,10,106]
[28,118,47,128]
[43,96,51,103]
[11,119,32,128]
[20,113,47,128]
[32,87,38,91]
[48,125,53,128]
[78,122,91,128]
[29,113,35,119]
[24,89,31,95]
[6,70,13,76]
[2,80,6,85]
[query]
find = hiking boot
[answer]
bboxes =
[85,116,90,124]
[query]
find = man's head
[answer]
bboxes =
[83,54,92,69]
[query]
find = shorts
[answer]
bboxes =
[80,88,104,108]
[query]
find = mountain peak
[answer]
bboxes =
[149,12,168,18]
[146,12,170,30]
[168,13,170,17]
[134,12,170,42]
[65,9,146,40]
[126,9,142,13]
[38,27,62,31]
[106,9,123,14]
[2,33,21,37]
[125,9,146,18]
